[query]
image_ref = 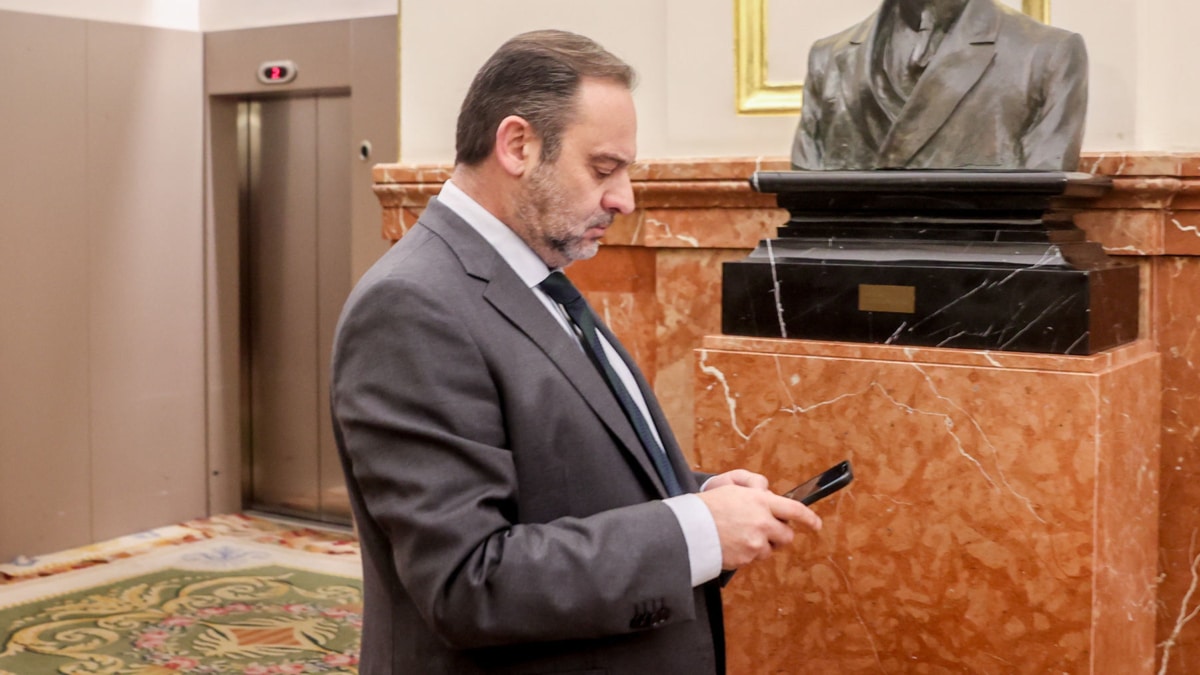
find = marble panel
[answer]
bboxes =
[600,210,645,247]
[592,208,783,249]
[653,248,748,461]
[1093,345,1162,671]
[567,246,658,380]
[628,157,789,181]
[1152,257,1200,675]
[639,208,784,249]
[1177,181,1200,210]
[1162,211,1200,255]
[372,163,452,184]
[1090,178,1183,211]
[1075,209,1164,255]
[693,338,1159,674]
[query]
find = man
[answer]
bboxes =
[792,0,1088,170]
[330,30,822,674]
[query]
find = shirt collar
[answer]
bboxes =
[437,179,554,287]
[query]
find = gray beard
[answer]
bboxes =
[518,165,611,266]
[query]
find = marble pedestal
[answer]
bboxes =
[694,336,1160,674]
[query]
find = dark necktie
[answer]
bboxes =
[538,271,684,497]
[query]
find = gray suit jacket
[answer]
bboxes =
[792,0,1087,170]
[330,199,723,674]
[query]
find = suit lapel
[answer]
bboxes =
[838,15,885,151]
[877,0,1000,166]
[421,199,671,497]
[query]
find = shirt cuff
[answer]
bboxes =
[663,493,722,587]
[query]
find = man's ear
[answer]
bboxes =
[494,115,540,177]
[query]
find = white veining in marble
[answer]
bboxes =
[646,216,699,247]
[697,351,758,441]
[885,321,909,345]
[1158,530,1200,675]
[1171,218,1200,239]
[765,239,788,339]
[827,554,885,671]
[999,294,1083,351]
[908,363,1047,524]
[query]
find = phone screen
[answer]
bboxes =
[783,460,853,506]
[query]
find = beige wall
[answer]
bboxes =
[0,8,397,560]
[0,11,206,560]
[400,0,1200,163]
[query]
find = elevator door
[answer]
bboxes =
[241,95,352,525]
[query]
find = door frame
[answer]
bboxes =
[202,16,397,520]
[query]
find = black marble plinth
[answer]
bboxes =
[721,171,1139,355]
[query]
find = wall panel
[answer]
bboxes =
[0,11,91,561]
[85,21,207,541]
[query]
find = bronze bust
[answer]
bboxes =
[791,0,1087,171]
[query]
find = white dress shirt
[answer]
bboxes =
[436,180,722,587]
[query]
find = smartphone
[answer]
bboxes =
[783,460,853,506]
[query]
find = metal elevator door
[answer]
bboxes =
[239,95,352,525]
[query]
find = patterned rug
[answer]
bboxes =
[0,514,363,674]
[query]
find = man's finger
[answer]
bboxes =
[768,495,823,532]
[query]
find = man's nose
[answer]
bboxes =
[601,174,636,215]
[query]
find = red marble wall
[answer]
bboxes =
[1073,156,1200,674]
[373,153,1200,673]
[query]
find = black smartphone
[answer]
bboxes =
[783,460,853,506]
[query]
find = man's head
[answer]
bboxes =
[453,30,639,269]
[455,30,635,167]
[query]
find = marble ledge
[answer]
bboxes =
[373,153,1200,185]
[373,155,1200,213]
[372,157,792,185]
[1079,151,1200,178]
[374,154,1200,252]
[1091,177,1200,211]
[699,335,1157,374]
[374,178,776,210]
[374,176,1200,213]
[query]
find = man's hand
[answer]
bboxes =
[697,474,823,570]
[703,468,771,492]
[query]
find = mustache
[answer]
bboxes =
[588,213,615,229]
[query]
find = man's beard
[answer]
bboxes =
[518,163,613,266]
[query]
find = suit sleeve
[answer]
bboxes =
[331,272,698,649]
[1021,31,1088,170]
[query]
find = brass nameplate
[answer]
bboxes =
[858,284,916,314]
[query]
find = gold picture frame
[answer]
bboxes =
[735,0,1051,115]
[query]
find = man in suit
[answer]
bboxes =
[792,0,1088,170]
[331,30,823,674]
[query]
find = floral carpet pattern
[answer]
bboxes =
[0,515,363,674]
